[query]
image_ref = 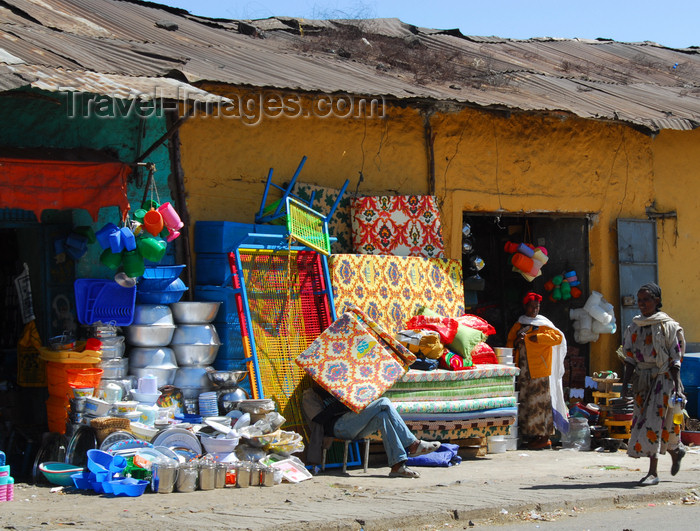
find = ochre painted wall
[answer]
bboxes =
[651,128,700,348]
[432,108,656,372]
[178,89,698,372]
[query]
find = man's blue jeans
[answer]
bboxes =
[333,397,417,466]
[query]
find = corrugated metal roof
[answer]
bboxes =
[0,0,698,132]
[7,64,229,102]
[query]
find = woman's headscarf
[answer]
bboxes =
[522,292,543,306]
[639,282,662,309]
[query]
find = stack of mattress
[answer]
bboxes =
[383,365,519,440]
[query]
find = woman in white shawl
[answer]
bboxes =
[621,283,686,486]
[507,292,568,450]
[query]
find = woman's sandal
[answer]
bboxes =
[639,474,660,486]
[408,440,441,457]
[671,446,686,476]
[389,464,420,478]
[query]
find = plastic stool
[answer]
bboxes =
[321,439,370,473]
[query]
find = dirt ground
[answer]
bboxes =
[2,447,700,530]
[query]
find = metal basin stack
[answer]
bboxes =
[169,302,221,414]
[125,304,178,388]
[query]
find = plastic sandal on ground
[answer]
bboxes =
[389,464,420,478]
[639,474,660,486]
[408,440,441,457]
[671,446,686,476]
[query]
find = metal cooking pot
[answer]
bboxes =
[128,347,177,369]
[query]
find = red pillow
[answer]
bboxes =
[455,314,496,336]
[470,342,498,365]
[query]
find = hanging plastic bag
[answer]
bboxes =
[17,320,46,387]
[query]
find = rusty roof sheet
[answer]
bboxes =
[0,0,697,132]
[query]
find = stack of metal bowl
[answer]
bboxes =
[169,302,222,415]
[125,304,178,389]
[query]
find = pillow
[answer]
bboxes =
[470,342,498,365]
[454,314,496,336]
[418,307,486,366]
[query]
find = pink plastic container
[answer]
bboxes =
[158,202,184,230]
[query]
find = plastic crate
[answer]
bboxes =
[194,286,240,322]
[681,353,700,388]
[212,321,245,361]
[195,222,289,254]
[194,221,256,254]
[196,253,233,286]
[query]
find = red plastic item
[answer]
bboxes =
[406,315,459,344]
[454,314,496,336]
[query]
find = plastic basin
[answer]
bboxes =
[87,449,127,475]
[39,462,84,486]
[109,477,149,497]
[71,471,92,490]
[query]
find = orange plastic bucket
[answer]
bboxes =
[46,362,94,399]
[66,367,103,390]
[45,395,68,434]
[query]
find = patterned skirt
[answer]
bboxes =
[517,343,553,439]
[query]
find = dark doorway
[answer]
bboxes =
[461,213,590,367]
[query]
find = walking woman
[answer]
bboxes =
[621,282,686,486]
[507,292,568,449]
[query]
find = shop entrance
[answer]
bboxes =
[461,213,590,366]
[0,211,75,481]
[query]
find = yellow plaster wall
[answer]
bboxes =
[178,88,428,230]
[430,108,656,372]
[178,89,699,370]
[651,128,700,347]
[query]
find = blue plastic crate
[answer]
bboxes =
[194,286,240,323]
[195,221,256,254]
[681,353,700,388]
[684,386,699,419]
[194,221,289,254]
[195,253,233,286]
[212,321,245,361]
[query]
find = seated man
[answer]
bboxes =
[302,386,440,478]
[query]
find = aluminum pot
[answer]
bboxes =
[128,347,177,369]
[174,366,214,390]
[99,358,129,379]
[129,366,177,387]
[125,324,176,347]
[132,304,174,326]
[100,340,126,359]
[171,344,219,367]
[170,324,220,346]
[170,302,221,324]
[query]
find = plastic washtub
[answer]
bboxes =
[108,477,148,497]
[39,462,84,486]
[74,279,136,326]
[139,265,186,291]
[87,449,127,475]
[136,277,188,304]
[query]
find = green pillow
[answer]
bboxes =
[418,307,486,366]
